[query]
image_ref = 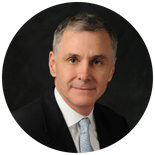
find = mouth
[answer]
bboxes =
[72,87,95,91]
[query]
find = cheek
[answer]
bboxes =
[94,71,110,92]
[94,67,110,81]
[56,64,75,86]
[97,77,108,89]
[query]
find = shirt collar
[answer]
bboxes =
[54,87,95,128]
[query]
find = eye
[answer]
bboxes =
[69,58,77,64]
[93,60,101,65]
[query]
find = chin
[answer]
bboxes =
[71,97,96,108]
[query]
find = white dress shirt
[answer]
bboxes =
[54,87,100,152]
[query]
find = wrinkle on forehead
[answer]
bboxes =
[58,30,113,63]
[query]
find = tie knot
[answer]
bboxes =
[78,117,90,133]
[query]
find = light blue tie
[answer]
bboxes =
[78,118,94,153]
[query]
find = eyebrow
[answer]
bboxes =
[92,55,108,60]
[63,53,108,61]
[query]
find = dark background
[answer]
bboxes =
[2,2,152,131]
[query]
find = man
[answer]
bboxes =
[13,13,129,153]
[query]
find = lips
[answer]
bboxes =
[72,87,95,91]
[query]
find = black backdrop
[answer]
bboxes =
[2,2,153,131]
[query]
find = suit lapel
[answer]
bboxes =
[41,87,77,153]
[94,103,113,149]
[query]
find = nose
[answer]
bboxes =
[77,62,91,83]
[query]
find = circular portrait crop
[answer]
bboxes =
[2,2,153,153]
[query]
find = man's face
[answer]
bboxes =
[49,30,116,115]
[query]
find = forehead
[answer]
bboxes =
[58,30,112,58]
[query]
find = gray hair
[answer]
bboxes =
[53,13,117,63]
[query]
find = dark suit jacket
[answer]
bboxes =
[12,86,129,153]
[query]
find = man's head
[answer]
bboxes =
[49,13,117,115]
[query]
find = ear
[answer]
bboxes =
[49,51,56,77]
[108,57,117,82]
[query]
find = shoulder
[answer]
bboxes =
[94,103,129,134]
[13,97,42,115]
[12,96,43,131]
[12,90,55,145]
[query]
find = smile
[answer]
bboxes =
[72,87,95,91]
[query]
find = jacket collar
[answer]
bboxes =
[41,86,77,152]
[94,103,114,149]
